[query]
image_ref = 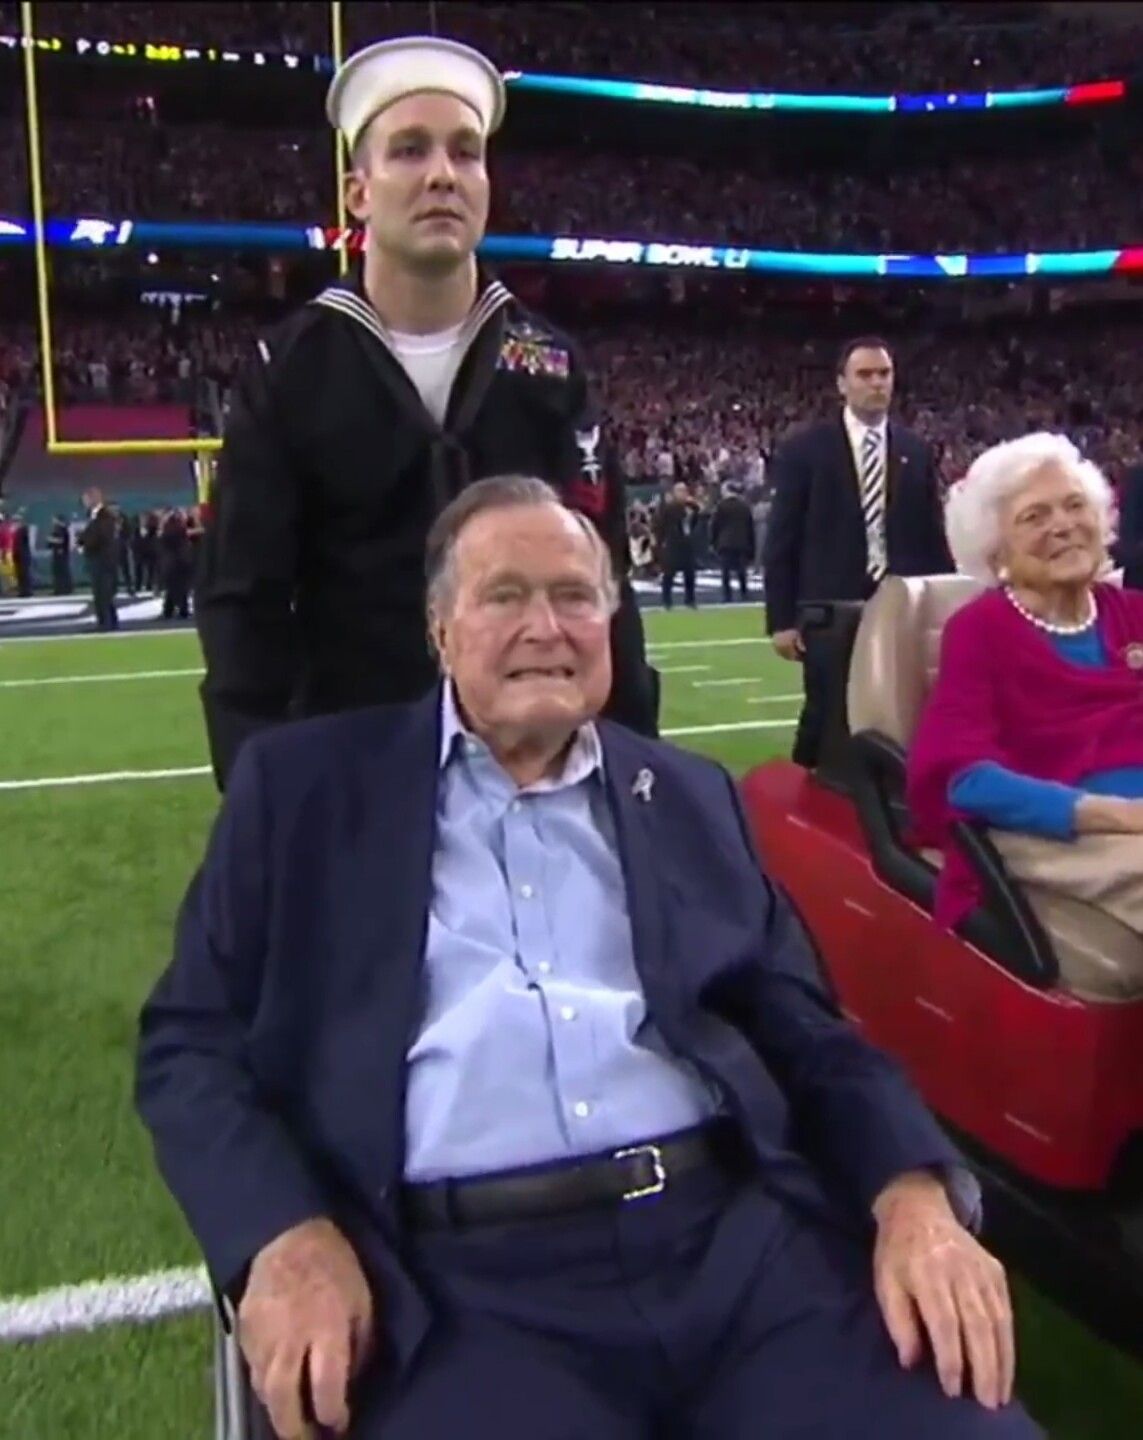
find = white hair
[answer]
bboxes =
[944,431,1115,584]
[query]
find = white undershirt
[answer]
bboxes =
[388,320,469,426]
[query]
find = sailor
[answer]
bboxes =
[195,34,658,787]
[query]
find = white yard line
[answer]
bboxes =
[2,665,735,688]
[663,719,793,737]
[747,694,803,706]
[0,627,195,646]
[690,678,797,690]
[648,637,768,652]
[0,766,212,793]
[0,1266,211,1342]
[0,668,203,689]
[0,717,797,792]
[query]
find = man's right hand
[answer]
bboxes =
[771,628,805,662]
[238,1217,375,1439]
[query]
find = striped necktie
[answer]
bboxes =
[860,427,887,582]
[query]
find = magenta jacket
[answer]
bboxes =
[906,583,1143,926]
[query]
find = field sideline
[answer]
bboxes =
[0,606,1140,1439]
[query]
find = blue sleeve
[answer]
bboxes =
[948,761,1081,841]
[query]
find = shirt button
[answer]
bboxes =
[560,1006,577,1022]
[519,883,534,899]
[510,799,522,814]
[573,1101,591,1119]
[538,961,552,975]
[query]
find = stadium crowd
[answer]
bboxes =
[3,312,1139,496]
[2,1,1139,92]
[1,0,1140,522]
[1,122,1138,255]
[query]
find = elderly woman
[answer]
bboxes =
[907,432,1143,932]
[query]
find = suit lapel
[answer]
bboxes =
[331,689,440,1204]
[886,422,903,509]
[834,416,864,520]
[599,723,668,989]
[835,414,859,491]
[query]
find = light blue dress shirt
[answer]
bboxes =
[403,686,721,1183]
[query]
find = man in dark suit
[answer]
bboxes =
[159,508,194,621]
[710,482,756,602]
[11,511,32,596]
[137,477,1036,1440]
[80,488,120,631]
[1113,462,1143,591]
[764,337,953,767]
[48,513,73,595]
[654,480,702,608]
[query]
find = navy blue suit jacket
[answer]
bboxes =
[136,688,965,1370]
[1114,464,1143,592]
[764,416,954,634]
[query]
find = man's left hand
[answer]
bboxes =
[871,1170,1015,1410]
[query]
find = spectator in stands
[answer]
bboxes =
[10,1,1140,95]
[1112,459,1143,592]
[909,432,1143,934]
[4,122,1138,255]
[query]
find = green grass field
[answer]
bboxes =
[0,606,1140,1438]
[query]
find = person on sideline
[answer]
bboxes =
[764,337,952,767]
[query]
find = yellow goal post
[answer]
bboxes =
[18,0,351,462]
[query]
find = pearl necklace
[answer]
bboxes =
[1003,586,1096,636]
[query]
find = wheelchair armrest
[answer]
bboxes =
[850,731,906,806]
[950,821,1060,989]
[213,1301,278,1440]
[848,730,936,910]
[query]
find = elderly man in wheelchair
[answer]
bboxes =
[137,476,1042,1439]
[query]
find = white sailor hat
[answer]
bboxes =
[326,35,507,151]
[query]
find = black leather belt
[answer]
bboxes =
[402,1121,743,1231]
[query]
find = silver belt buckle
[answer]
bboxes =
[614,1142,667,1201]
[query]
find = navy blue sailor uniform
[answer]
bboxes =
[194,271,658,788]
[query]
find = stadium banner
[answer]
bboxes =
[2,215,1141,281]
[0,31,1128,115]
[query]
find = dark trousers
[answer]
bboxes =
[791,631,837,768]
[349,1171,1040,1438]
[90,565,119,630]
[136,552,157,591]
[51,558,72,595]
[162,564,191,620]
[662,564,697,609]
[718,551,749,603]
